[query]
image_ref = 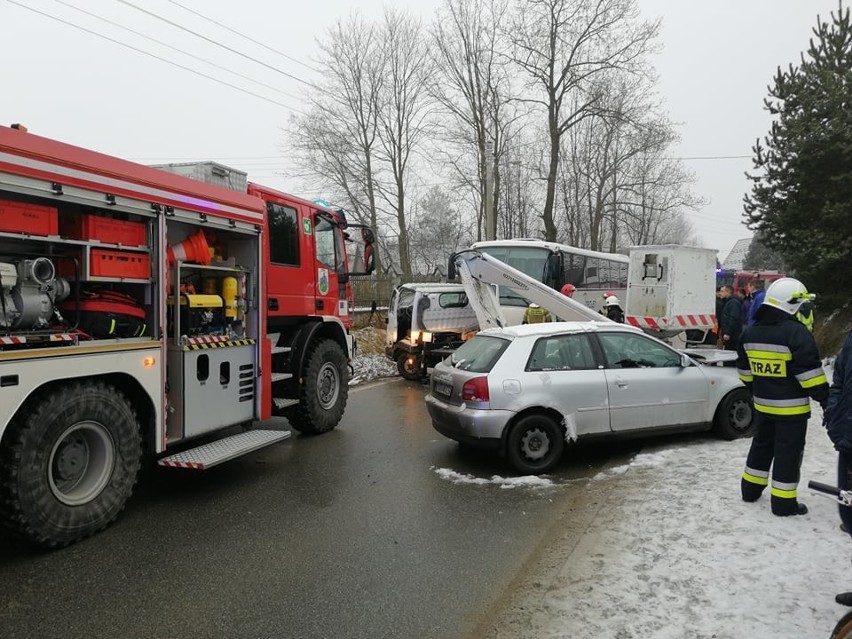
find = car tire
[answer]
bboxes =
[506,414,564,475]
[713,388,754,440]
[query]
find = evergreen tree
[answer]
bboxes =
[744,3,852,298]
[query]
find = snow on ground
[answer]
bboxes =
[354,345,851,637]
[479,412,851,639]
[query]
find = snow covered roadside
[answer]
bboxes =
[479,410,850,639]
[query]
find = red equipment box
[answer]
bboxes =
[90,249,150,279]
[60,213,147,246]
[0,199,59,236]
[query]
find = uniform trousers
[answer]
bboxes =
[741,412,808,515]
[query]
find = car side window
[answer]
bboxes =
[597,333,681,369]
[527,334,596,371]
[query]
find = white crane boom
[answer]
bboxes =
[450,249,613,329]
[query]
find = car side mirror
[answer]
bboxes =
[680,354,692,367]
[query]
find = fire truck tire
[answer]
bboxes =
[290,338,349,434]
[713,388,755,440]
[0,382,141,548]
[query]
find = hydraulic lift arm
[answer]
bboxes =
[449,249,613,330]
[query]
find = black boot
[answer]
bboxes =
[773,502,808,516]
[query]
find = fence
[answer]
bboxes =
[350,273,448,328]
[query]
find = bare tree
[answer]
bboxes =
[431,0,516,241]
[507,0,659,242]
[287,13,386,271]
[374,9,434,278]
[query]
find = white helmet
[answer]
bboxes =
[605,295,621,307]
[763,277,814,316]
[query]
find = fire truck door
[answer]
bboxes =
[313,214,347,318]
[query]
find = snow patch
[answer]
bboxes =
[432,467,554,489]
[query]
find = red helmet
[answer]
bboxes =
[603,290,615,299]
[560,284,576,297]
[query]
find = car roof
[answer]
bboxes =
[479,321,644,339]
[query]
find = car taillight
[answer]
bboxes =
[462,377,490,402]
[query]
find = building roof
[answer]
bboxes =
[722,238,752,270]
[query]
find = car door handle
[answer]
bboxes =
[615,378,629,388]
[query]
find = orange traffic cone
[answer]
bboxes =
[167,229,211,266]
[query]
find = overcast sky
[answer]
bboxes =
[2,0,842,260]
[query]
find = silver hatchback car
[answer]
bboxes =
[425,322,753,474]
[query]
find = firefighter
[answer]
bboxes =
[737,278,829,516]
[560,283,576,298]
[796,299,815,332]
[522,303,551,324]
[604,295,624,323]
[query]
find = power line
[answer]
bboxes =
[7,1,304,113]
[116,0,319,90]
[51,0,305,104]
[165,0,321,74]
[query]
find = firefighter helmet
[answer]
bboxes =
[763,277,814,316]
[605,295,621,307]
[560,284,576,297]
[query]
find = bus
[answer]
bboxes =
[470,239,629,323]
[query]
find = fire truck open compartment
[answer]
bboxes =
[0,189,158,346]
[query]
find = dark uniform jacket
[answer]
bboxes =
[826,332,852,451]
[736,306,828,420]
[720,296,744,343]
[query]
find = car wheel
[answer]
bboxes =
[713,388,754,440]
[506,414,564,475]
[397,353,423,381]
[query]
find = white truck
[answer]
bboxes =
[624,245,718,349]
[449,248,734,365]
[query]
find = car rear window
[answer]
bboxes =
[450,335,510,372]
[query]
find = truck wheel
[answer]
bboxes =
[713,388,754,440]
[506,414,564,475]
[397,353,423,381]
[0,382,141,548]
[290,338,349,434]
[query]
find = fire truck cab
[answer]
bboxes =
[0,125,375,547]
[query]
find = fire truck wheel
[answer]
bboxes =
[290,338,349,434]
[0,382,141,548]
[397,353,423,381]
[713,388,755,440]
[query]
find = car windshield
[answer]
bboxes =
[450,335,510,372]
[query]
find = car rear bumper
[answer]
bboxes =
[425,394,512,449]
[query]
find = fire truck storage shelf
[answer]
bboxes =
[60,212,148,247]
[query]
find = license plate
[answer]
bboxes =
[434,381,453,397]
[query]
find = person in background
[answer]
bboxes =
[737,278,828,517]
[796,299,815,332]
[746,279,766,326]
[560,283,576,298]
[522,302,551,324]
[824,329,852,535]
[740,287,752,325]
[718,285,743,352]
[604,295,624,323]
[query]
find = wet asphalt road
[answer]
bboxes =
[0,378,636,639]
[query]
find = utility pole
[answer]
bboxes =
[485,140,495,241]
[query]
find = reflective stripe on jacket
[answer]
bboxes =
[736,307,828,420]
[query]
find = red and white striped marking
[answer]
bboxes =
[159,459,206,470]
[627,314,715,330]
[49,334,76,342]
[0,336,26,345]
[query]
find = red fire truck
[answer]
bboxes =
[0,124,376,547]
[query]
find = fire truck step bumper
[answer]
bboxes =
[157,430,291,469]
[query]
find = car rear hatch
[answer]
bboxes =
[429,333,512,406]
